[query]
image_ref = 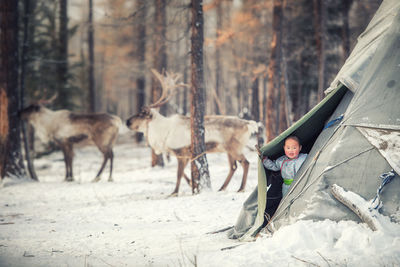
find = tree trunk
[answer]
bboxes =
[314,0,350,102]
[266,0,284,142]
[341,0,352,62]
[331,184,378,231]
[56,0,69,109]
[0,0,26,179]
[134,1,147,143]
[88,0,96,112]
[20,0,38,180]
[278,0,288,133]
[190,0,211,194]
[151,0,167,167]
[313,0,326,102]
[251,77,264,146]
[214,0,224,115]
[0,89,8,179]
[152,0,167,115]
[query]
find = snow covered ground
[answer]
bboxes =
[1,136,399,267]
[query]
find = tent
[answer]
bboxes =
[228,0,400,241]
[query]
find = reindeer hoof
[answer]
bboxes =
[169,192,178,197]
[65,177,74,182]
[237,188,245,193]
[92,177,101,183]
[108,177,114,182]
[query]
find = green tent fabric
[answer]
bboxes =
[228,0,400,241]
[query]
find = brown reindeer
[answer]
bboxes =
[20,100,121,182]
[126,69,258,195]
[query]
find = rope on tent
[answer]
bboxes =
[323,114,344,129]
[369,169,398,210]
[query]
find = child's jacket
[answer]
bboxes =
[262,153,307,195]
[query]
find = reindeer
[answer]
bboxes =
[19,98,121,182]
[126,69,258,196]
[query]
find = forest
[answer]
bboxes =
[0,0,381,183]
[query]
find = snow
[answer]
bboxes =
[1,138,400,267]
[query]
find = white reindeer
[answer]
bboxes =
[126,69,258,195]
[20,99,121,182]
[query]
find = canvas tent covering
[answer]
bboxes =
[228,0,400,241]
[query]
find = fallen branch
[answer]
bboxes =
[331,184,379,231]
[220,244,244,251]
[291,255,319,266]
[206,226,233,235]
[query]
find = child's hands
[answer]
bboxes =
[255,145,263,159]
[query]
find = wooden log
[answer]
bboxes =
[331,184,379,231]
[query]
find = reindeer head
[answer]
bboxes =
[126,69,186,133]
[126,106,153,132]
[19,93,57,121]
[19,104,42,121]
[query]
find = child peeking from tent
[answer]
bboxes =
[261,136,307,196]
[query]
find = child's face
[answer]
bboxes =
[284,138,301,159]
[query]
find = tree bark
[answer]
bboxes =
[0,89,8,179]
[56,0,69,109]
[20,0,38,180]
[314,0,350,101]
[341,0,352,62]
[214,0,224,115]
[266,0,284,142]
[0,0,26,179]
[191,0,211,194]
[134,1,147,143]
[88,0,96,112]
[151,0,167,167]
[331,184,378,231]
[313,0,326,102]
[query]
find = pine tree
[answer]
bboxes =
[190,0,211,193]
[0,0,26,179]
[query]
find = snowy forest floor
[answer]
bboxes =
[0,135,399,267]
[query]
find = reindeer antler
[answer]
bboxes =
[148,69,187,109]
[37,92,58,105]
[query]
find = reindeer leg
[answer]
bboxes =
[171,158,188,196]
[219,154,237,191]
[237,155,249,192]
[181,158,191,187]
[92,151,109,183]
[61,142,74,182]
[183,173,192,187]
[108,150,114,182]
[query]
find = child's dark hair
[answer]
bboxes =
[285,135,301,145]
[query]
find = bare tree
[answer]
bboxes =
[190,0,211,193]
[133,1,147,143]
[151,0,167,167]
[214,0,224,115]
[88,0,96,112]
[0,0,26,179]
[266,0,284,141]
[56,0,70,109]
[314,0,352,101]
[20,0,38,180]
